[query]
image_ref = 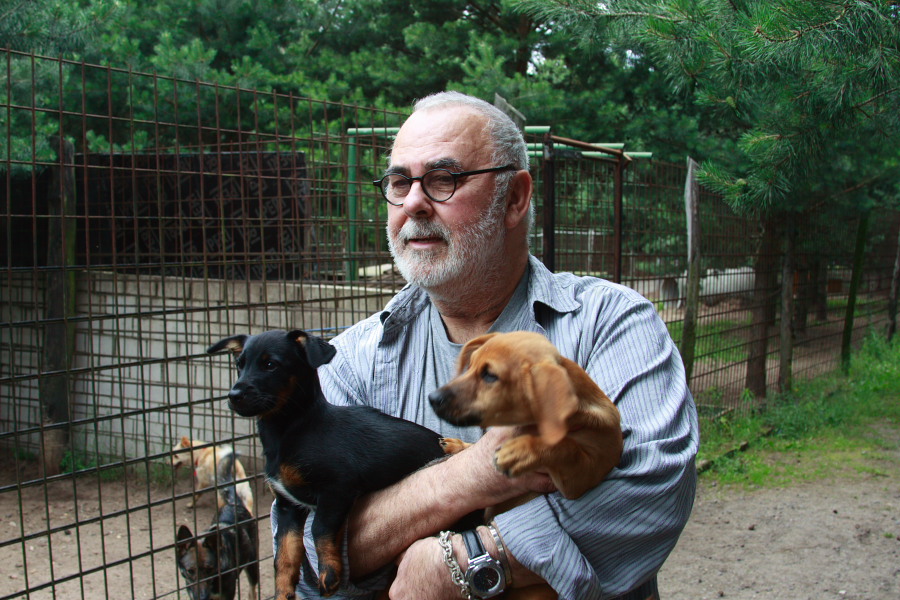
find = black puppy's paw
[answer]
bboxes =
[318,564,341,597]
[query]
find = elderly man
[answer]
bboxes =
[290,91,698,600]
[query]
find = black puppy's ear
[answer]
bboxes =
[176,525,194,555]
[208,335,248,357]
[289,329,337,368]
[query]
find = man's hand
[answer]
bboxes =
[474,427,558,499]
[388,536,461,600]
[347,426,556,580]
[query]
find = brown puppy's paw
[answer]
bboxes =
[493,437,539,478]
[439,437,471,455]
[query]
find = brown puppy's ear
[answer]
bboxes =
[529,361,579,445]
[290,330,337,368]
[457,332,500,374]
[559,356,606,400]
[207,335,247,357]
[180,436,191,448]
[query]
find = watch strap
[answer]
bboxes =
[462,528,486,562]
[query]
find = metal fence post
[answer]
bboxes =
[542,133,556,273]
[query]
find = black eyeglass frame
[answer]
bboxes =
[372,164,516,206]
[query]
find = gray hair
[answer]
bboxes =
[412,92,533,232]
[412,91,529,172]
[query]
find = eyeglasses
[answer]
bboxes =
[373,164,516,206]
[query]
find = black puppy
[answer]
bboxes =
[176,454,260,600]
[208,329,470,599]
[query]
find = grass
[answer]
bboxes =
[698,331,900,488]
[668,318,750,364]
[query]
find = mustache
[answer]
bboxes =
[396,219,451,244]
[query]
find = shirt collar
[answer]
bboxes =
[378,255,583,337]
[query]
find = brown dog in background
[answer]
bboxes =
[171,437,255,516]
[429,331,623,500]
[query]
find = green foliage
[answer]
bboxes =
[517,0,900,217]
[0,0,116,53]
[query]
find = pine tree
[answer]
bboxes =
[517,0,900,395]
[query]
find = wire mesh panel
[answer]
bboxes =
[0,49,404,600]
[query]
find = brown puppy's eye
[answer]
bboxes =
[481,367,498,383]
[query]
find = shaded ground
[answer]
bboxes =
[3,420,899,600]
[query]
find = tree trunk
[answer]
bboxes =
[814,259,829,322]
[888,225,900,341]
[745,218,781,400]
[778,221,796,392]
[793,254,811,336]
[842,212,870,371]
[40,136,77,476]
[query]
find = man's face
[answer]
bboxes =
[385,107,508,290]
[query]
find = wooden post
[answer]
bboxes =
[40,136,77,476]
[680,158,701,383]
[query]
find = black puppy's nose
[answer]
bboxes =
[228,380,247,401]
[428,388,452,411]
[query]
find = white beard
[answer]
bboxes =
[387,198,508,292]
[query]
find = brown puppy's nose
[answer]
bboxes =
[428,388,452,412]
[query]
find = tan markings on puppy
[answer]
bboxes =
[279,463,306,488]
[224,338,244,356]
[275,530,304,600]
[439,437,471,455]
[315,531,344,597]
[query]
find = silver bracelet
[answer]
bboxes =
[438,530,472,600]
[487,522,513,587]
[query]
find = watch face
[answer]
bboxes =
[472,566,502,593]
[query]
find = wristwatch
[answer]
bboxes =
[461,529,507,599]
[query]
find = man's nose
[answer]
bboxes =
[401,180,435,217]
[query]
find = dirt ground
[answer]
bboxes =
[658,475,900,600]
[2,449,899,600]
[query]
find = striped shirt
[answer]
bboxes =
[293,255,699,599]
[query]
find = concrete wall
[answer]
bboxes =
[0,271,395,467]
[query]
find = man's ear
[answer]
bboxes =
[504,169,533,231]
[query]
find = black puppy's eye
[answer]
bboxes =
[481,367,498,383]
[264,359,279,371]
[235,356,245,370]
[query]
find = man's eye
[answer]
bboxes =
[387,175,411,194]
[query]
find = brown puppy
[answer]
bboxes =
[171,436,255,516]
[429,331,623,500]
